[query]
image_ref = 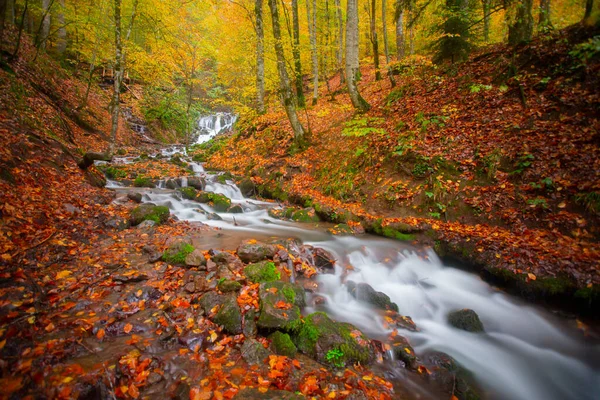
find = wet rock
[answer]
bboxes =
[137,220,157,229]
[130,203,170,226]
[311,247,336,271]
[114,273,149,284]
[218,279,242,293]
[447,309,484,333]
[178,332,206,351]
[328,223,355,235]
[217,265,234,281]
[187,177,205,190]
[269,331,297,358]
[104,217,130,231]
[421,351,481,400]
[206,212,222,220]
[147,372,163,385]
[256,281,304,330]
[166,179,180,190]
[291,208,320,223]
[243,310,258,338]
[238,178,256,197]
[162,241,195,265]
[125,286,163,303]
[199,292,242,334]
[346,281,399,312]
[173,382,191,400]
[178,186,199,200]
[185,249,206,268]
[244,260,281,283]
[227,204,244,213]
[234,388,304,399]
[183,271,208,293]
[237,240,277,263]
[211,251,243,270]
[390,336,418,369]
[291,312,375,367]
[206,259,217,272]
[268,207,295,220]
[240,339,271,366]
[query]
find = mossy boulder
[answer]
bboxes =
[227,204,244,213]
[328,223,355,235]
[187,177,205,190]
[166,178,180,189]
[346,281,399,312]
[239,178,256,197]
[237,240,277,263]
[291,208,320,223]
[209,193,232,212]
[390,336,418,369]
[217,172,234,183]
[244,261,281,283]
[178,186,200,200]
[447,309,484,333]
[218,279,242,293]
[257,281,303,330]
[269,331,297,358]
[268,207,295,220]
[199,292,242,334]
[240,339,272,366]
[421,352,481,400]
[130,204,170,226]
[289,312,374,367]
[162,242,195,265]
[133,176,155,188]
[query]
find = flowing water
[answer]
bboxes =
[194,113,237,144]
[107,144,600,400]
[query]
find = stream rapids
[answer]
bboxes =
[105,144,600,400]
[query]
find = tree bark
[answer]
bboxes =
[40,0,52,50]
[508,0,534,45]
[482,0,490,41]
[267,0,305,140]
[11,0,28,60]
[395,2,404,59]
[346,0,370,112]
[538,0,552,28]
[7,0,14,25]
[255,0,266,114]
[307,0,319,105]
[0,0,7,55]
[56,0,67,55]
[334,0,344,84]
[108,0,123,157]
[382,0,390,63]
[371,0,381,80]
[584,0,594,20]
[291,0,305,107]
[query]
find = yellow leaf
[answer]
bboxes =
[527,273,537,281]
[362,375,372,381]
[0,339,5,350]
[1,253,11,262]
[56,270,72,279]
[558,202,566,209]
[27,316,35,324]
[124,323,133,334]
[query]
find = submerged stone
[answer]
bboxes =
[346,281,399,312]
[447,309,484,333]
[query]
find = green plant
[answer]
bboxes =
[415,112,448,132]
[512,153,535,175]
[482,150,501,180]
[574,192,600,214]
[412,163,432,177]
[282,287,296,304]
[134,176,154,187]
[541,177,554,190]
[325,348,345,368]
[569,36,600,64]
[342,117,385,137]
[429,212,441,219]
[527,198,549,209]
[469,83,492,93]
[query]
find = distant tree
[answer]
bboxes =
[507,0,534,45]
[334,0,345,83]
[0,0,7,56]
[291,0,305,107]
[255,0,265,114]
[583,0,595,22]
[370,0,381,80]
[108,0,123,157]
[395,0,405,59]
[433,0,473,63]
[346,0,370,111]
[267,0,306,140]
[307,0,319,105]
[482,0,491,41]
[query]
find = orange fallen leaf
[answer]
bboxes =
[124,323,133,334]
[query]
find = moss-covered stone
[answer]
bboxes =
[239,178,256,197]
[328,223,355,235]
[133,176,155,188]
[130,204,170,226]
[199,292,242,334]
[237,240,276,263]
[346,281,399,312]
[291,208,320,223]
[447,309,484,333]
[288,312,374,366]
[217,172,233,183]
[269,331,297,358]
[369,219,415,241]
[208,193,231,212]
[218,279,242,293]
[268,207,296,220]
[228,204,244,213]
[244,261,281,283]
[162,242,195,265]
[179,186,199,200]
[257,282,303,330]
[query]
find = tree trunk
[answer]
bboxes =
[0,0,7,54]
[11,0,28,60]
[307,0,319,105]
[584,0,594,20]
[371,0,381,80]
[538,0,552,29]
[8,0,14,25]
[56,0,67,55]
[255,0,266,114]
[482,0,490,41]
[382,0,390,63]
[267,0,305,140]
[291,0,305,107]
[395,3,404,59]
[346,0,370,112]
[334,0,344,84]
[108,0,123,157]
[40,0,51,50]
[508,0,534,45]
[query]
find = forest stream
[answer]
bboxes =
[101,123,600,400]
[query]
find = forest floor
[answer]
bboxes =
[203,23,600,311]
[0,22,599,400]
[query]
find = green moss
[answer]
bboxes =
[270,331,297,358]
[244,261,281,283]
[325,348,345,368]
[574,286,600,301]
[130,204,170,225]
[286,315,320,351]
[162,243,194,264]
[179,186,198,200]
[282,287,296,304]
[531,276,575,296]
[99,165,127,179]
[291,209,320,223]
[207,193,231,212]
[134,176,154,188]
[218,279,242,293]
[217,172,233,183]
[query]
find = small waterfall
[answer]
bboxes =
[195,112,237,144]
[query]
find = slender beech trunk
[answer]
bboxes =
[482,0,490,41]
[395,2,404,59]
[346,0,370,112]
[291,0,305,107]
[508,0,533,45]
[382,0,390,63]
[255,0,265,114]
[584,0,594,20]
[8,0,14,25]
[267,0,305,140]
[334,0,344,84]
[538,0,552,29]
[40,0,52,50]
[371,0,381,80]
[108,0,123,157]
[0,0,7,54]
[12,0,28,59]
[307,0,318,105]
[56,0,66,55]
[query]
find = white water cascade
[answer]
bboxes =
[195,113,237,144]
